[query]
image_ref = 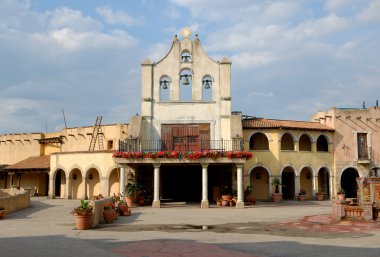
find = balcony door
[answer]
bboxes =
[357,133,368,160]
[161,124,210,151]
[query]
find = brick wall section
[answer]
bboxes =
[0,188,30,213]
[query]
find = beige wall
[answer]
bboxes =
[50,151,119,199]
[312,107,380,188]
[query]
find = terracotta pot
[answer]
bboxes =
[74,214,92,230]
[272,193,282,202]
[0,210,7,219]
[124,196,136,207]
[118,204,129,216]
[338,193,346,201]
[316,194,324,201]
[299,195,306,202]
[222,200,229,206]
[103,209,117,223]
[216,201,222,206]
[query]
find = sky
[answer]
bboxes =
[0,0,379,134]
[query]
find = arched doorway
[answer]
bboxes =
[54,169,66,198]
[250,167,270,200]
[86,168,100,200]
[300,167,313,198]
[282,167,295,200]
[70,169,83,199]
[318,168,330,199]
[109,168,120,196]
[341,168,359,198]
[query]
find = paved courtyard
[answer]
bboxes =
[1,198,380,257]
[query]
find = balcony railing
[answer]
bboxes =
[119,139,243,153]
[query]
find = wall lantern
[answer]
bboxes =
[255,172,261,180]
[306,173,311,180]
[89,174,93,180]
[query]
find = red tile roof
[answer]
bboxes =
[4,155,50,171]
[242,118,334,131]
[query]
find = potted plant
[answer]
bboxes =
[271,177,282,202]
[0,207,7,219]
[216,197,222,206]
[124,182,143,207]
[316,191,325,201]
[71,200,93,230]
[244,186,256,205]
[117,199,131,216]
[298,188,307,201]
[337,188,345,200]
[103,202,117,223]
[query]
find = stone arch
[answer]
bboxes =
[179,68,193,101]
[249,166,270,200]
[298,164,316,177]
[299,166,313,198]
[316,134,329,152]
[53,167,67,198]
[106,165,119,179]
[280,132,295,151]
[68,164,84,177]
[69,168,83,199]
[249,132,269,150]
[298,133,312,151]
[85,167,101,200]
[180,50,192,62]
[281,166,296,200]
[109,167,120,197]
[340,167,360,198]
[159,75,171,101]
[247,131,272,143]
[317,167,331,199]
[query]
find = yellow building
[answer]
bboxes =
[242,117,334,200]
[0,121,129,199]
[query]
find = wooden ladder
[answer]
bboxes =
[89,116,104,151]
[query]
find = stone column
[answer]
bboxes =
[120,166,125,197]
[294,175,300,200]
[65,176,71,199]
[236,164,244,208]
[48,178,54,199]
[201,163,209,208]
[152,163,161,208]
[82,177,87,200]
[100,177,109,197]
[312,175,318,198]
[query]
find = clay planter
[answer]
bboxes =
[316,194,324,201]
[124,196,136,207]
[103,209,117,223]
[272,193,282,202]
[118,204,130,216]
[298,195,306,202]
[222,200,229,206]
[216,200,222,206]
[338,193,346,201]
[0,210,7,219]
[74,214,92,230]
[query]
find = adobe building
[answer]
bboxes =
[0,121,129,199]
[242,117,334,200]
[312,105,380,198]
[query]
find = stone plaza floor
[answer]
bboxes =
[0,198,380,257]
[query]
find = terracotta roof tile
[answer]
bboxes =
[242,118,334,131]
[4,155,50,171]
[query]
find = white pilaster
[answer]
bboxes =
[120,166,125,197]
[201,163,209,208]
[236,164,244,208]
[65,176,71,199]
[48,178,54,199]
[82,177,87,200]
[152,164,161,208]
[295,175,300,200]
[313,175,318,197]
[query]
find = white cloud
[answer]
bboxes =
[232,52,276,69]
[324,0,360,11]
[96,7,141,26]
[357,0,380,22]
[49,7,102,32]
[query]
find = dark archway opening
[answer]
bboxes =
[318,168,330,199]
[55,170,62,197]
[282,168,295,200]
[341,168,359,198]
